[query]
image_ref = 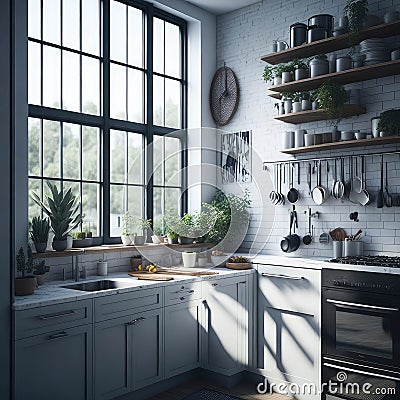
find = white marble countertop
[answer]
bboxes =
[13,267,255,310]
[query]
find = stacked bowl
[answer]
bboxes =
[360,39,390,65]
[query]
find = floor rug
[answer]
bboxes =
[181,388,244,400]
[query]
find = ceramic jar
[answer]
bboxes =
[310,58,329,77]
[283,131,295,149]
[336,55,352,72]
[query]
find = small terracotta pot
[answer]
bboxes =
[15,276,37,296]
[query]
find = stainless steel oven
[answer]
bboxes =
[322,268,400,400]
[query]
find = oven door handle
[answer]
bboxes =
[326,299,399,313]
[261,273,305,280]
[323,362,400,382]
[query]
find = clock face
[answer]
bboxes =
[209,66,239,126]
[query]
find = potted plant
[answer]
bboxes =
[293,59,309,80]
[344,0,368,44]
[120,211,133,246]
[32,257,50,285]
[316,80,347,134]
[281,63,294,83]
[181,250,197,268]
[15,247,37,296]
[310,89,319,110]
[377,109,400,136]
[130,255,143,271]
[177,213,195,244]
[282,92,293,114]
[263,64,285,86]
[151,217,165,244]
[32,181,83,252]
[226,255,252,270]
[292,92,302,113]
[131,217,151,246]
[29,216,50,253]
[166,231,178,245]
[301,92,312,111]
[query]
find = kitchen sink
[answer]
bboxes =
[62,279,137,292]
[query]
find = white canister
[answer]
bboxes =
[282,71,292,83]
[292,101,302,113]
[344,240,363,257]
[283,131,295,149]
[295,129,306,148]
[336,55,352,72]
[97,261,108,276]
[328,54,337,74]
[371,117,380,138]
[284,99,292,114]
[304,134,314,147]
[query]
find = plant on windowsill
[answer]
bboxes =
[130,217,152,246]
[29,216,50,253]
[120,211,133,246]
[15,247,37,296]
[32,181,83,252]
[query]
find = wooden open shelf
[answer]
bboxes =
[275,104,366,124]
[261,20,400,65]
[268,59,400,93]
[280,136,400,154]
[32,242,215,259]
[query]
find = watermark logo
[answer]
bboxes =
[256,371,396,396]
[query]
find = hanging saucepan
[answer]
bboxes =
[312,161,326,205]
[281,207,300,253]
[287,163,300,203]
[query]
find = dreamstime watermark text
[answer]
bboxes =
[256,371,396,396]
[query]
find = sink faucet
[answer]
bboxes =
[72,256,80,282]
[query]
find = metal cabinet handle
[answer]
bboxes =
[188,290,194,293]
[127,317,146,326]
[180,297,185,301]
[323,363,400,382]
[326,299,399,312]
[39,310,77,320]
[212,283,218,287]
[48,331,68,340]
[261,272,305,280]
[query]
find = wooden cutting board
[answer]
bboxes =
[128,272,174,281]
[128,267,218,280]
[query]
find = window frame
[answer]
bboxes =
[27,0,188,244]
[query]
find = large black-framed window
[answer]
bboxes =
[27,0,187,243]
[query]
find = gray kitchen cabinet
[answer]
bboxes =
[257,264,321,400]
[202,274,253,376]
[164,300,202,378]
[94,308,163,400]
[15,323,93,400]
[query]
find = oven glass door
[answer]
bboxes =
[323,288,400,368]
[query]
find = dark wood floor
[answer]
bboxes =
[147,378,291,400]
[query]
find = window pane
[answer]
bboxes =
[43,46,61,108]
[165,22,181,78]
[82,56,100,115]
[153,75,164,126]
[63,0,80,50]
[127,133,142,184]
[28,41,41,105]
[127,186,143,220]
[28,118,41,176]
[165,137,180,186]
[82,126,100,181]
[165,188,180,212]
[82,0,100,56]
[43,120,60,177]
[110,184,125,236]
[153,187,163,222]
[128,7,143,68]
[63,123,80,180]
[28,0,41,39]
[165,79,181,129]
[110,63,127,120]
[28,179,42,222]
[153,18,164,74]
[153,136,163,186]
[110,0,127,63]
[127,68,144,123]
[82,183,100,236]
[63,51,80,112]
[43,0,61,44]
[110,130,126,183]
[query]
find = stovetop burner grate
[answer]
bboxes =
[329,255,400,268]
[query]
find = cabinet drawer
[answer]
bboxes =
[94,287,163,322]
[165,282,201,306]
[257,264,320,316]
[15,299,93,339]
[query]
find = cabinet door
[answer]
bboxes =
[202,276,249,375]
[131,308,163,390]
[15,324,93,400]
[164,301,201,378]
[94,315,132,400]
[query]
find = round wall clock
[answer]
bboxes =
[209,64,240,126]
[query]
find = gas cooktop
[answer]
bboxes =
[329,255,400,268]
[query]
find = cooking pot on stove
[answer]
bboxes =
[290,22,307,47]
[308,14,334,36]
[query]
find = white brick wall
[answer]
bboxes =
[217,0,400,257]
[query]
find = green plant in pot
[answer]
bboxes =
[316,80,347,129]
[280,63,295,83]
[15,247,37,296]
[32,181,83,252]
[177,213,196,244]
[293,58,309,80]
[377,110,400,136]
[29,216,50,253]
[344,0,368,44]
[292,92,303,112]
[32,257,49,286]
[131,217,151,246]
[120,211,133,245]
